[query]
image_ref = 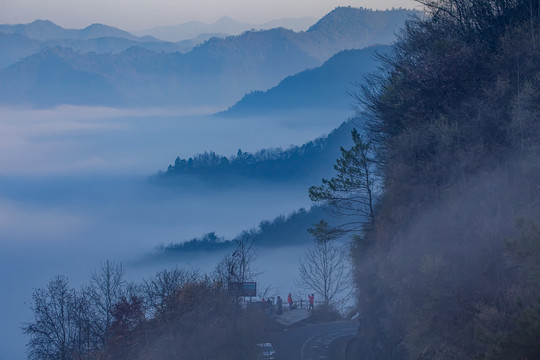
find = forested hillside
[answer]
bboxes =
[145,205,336,260]
[159,120,355,182]
[321,1,540,359]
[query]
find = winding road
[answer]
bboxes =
[270,320,358,360]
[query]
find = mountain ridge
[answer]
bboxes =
[0,7,416,107]
[0,20,193,69]
[134,15,317,42]
[220,45,390,116]
[0,19,158,42]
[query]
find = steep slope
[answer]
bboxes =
[301,7,414,60]
[222,45,389,116]
[334,1,540,359]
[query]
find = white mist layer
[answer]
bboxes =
[0,106,350,359]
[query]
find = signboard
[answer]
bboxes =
[228,281,257,297]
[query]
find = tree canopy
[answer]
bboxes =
[344,0,540,359]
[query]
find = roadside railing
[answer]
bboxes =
[253,296,322,315]
[283,298,323,311]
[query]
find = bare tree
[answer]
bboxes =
[86,260,125,347]
[213,254,238,286]
[23,276,79,360]
[71,288,93,358]
[296,237,352,311]
[142,267,199,318]
[232,233,259,282]
[213,233,259,286]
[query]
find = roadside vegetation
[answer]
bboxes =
[22,238,277,360]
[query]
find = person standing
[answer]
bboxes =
[267,297,274,316]
[276,296,283,315]
[287,293,293,310]
[308,294,314,311]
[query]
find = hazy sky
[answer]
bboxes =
[0,0,419,31]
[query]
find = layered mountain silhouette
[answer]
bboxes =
[0,32,42,70]
[0,7,415,108]
[0,19,154,41]
[0,21,193,70]
[221,45,390,116]
[134,16,317,42]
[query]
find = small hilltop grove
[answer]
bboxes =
[23,255,276,360]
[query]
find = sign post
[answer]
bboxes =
[228,281,257,297]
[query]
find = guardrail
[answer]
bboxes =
[252,297,322,315]
[287,299,322,310]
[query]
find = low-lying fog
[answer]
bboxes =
[0,105,351,359]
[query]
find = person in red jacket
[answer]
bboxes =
[308,294,314,311]
[287,293,293,310]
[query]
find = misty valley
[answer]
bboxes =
[0,106,349,359]
[2,2,540,360]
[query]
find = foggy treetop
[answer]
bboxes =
[344,0,540,359]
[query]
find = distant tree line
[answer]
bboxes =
[148,206,336,263]
[156,231,233,254]
[159,121,354,181]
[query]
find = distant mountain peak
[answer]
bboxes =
[26,19,64,31]
[84,23,132,32]
[215,16,237,23]
[308,6,415,33]
[29,19,56,25]
[84,23,108,29]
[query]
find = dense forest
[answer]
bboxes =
[333,0,540,359]
[159,121,355,182]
